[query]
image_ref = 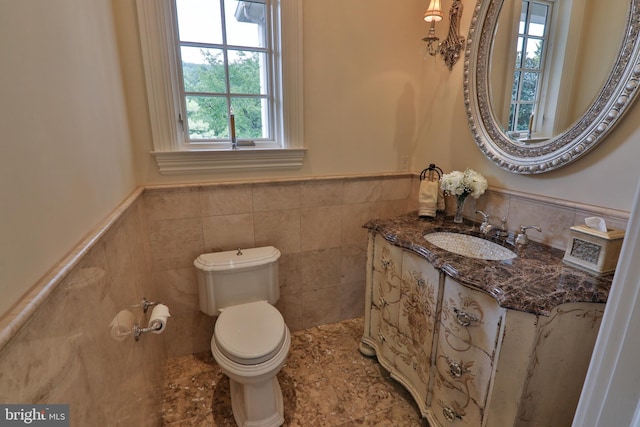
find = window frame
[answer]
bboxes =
[136,0,305,174]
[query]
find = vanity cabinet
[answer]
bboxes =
[360,231,604,427]
[361,233,441,413]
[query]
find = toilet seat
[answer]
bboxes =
[215,301,286,365]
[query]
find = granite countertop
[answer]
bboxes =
[364,212,614,316]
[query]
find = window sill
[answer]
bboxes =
[151,148,307,175]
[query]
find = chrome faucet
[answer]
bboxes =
[475,210,492,234]
[515,225,542,246]
[475,211,509,238]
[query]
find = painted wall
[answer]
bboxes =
[0,0,137,316]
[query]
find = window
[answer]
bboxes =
[175,0,271,146]
[508,0,552,134]
[136,0,305,174]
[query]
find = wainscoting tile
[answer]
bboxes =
[300,247,342,292]
[198,185,253,216]
[148,218,205,271]
[254,210,301,254]
[143,188,200,222]
[300,205,343,251]
[252,182,301,212]
[300,180,344,208]
[343,178,383,204]
[202,213,255,252]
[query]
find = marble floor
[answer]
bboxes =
[161,317,428,426]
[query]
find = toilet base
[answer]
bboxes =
[229,376,284,427]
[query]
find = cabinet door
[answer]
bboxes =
[398,251,440,344]
[394,251,441,407]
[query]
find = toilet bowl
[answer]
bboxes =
[194,247,288,427]
[211,301,290,427]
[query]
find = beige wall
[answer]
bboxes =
[0,0,137,316]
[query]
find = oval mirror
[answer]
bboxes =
[464,0,640,174]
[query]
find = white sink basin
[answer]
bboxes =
[424,232,517,261]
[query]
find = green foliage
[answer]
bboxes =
[182,50,266,141]
[509,40,543,132]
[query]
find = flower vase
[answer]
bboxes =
[454,195,468,223]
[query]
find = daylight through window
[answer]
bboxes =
[509,0,552,133]
[174,0,273,146]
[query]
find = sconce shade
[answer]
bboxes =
[424,0,443,22]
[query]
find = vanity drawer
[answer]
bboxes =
[371,269,401,327]
[369,309,398,366]
[429,374,482,427]
[434,333,494,409]
[372,234,403,287]
[440,277,505,359]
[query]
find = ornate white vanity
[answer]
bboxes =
[360,216,611,426]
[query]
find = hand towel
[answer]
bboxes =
[437,186,445,211]
[418,180,439,218]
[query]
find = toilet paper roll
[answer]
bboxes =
[149,304,171,334]
[109,309,135,341]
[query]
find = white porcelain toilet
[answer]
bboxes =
[194,246,290,427]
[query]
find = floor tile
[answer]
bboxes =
[161,317,427,426]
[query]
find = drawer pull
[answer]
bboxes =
[449,360,464,378]
[453,307,479,327]
[378,332,386,342]
[442,405,462,422]
[378,297,387,307]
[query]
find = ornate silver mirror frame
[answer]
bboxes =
[464,0,640,174]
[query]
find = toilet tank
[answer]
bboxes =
[194,246,281,316]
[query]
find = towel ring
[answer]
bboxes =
[420,164,442,182]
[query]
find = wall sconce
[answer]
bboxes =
[422,0,443,57]
[422,0,465,70]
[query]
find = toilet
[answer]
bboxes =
[194,246,289,427]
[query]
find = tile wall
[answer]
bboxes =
[468,187,629,250]
[143,174,417,357]
[0,193,164,426]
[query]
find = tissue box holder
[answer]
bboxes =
[563,225,624,275]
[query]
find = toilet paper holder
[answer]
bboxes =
[132,319,163,341]
[140,297,159,313]
[110,298,170,342]
[131,297,171,341]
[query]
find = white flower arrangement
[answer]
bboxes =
[440,168,488,199]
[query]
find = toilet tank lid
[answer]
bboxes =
[194,246,281,271]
